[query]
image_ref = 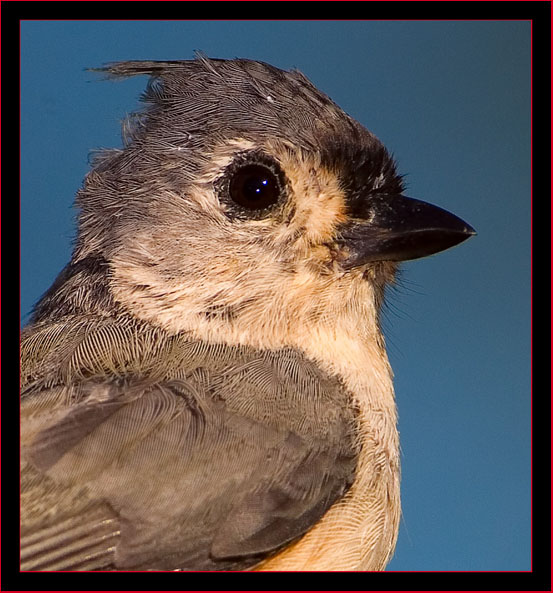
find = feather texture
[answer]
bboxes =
[21,315,358,570]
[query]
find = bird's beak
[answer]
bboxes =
[337,194,476,268]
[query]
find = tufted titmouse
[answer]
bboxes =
[20,56,475,571]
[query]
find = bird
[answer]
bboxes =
[20,55,475,572]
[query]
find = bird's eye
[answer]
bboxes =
[216,151,287,219]
[229,164,281,210]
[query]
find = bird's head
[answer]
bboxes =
[75,56,474,348]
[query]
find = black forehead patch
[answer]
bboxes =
[319,139,405,216]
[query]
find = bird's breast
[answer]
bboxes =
[256,326,401,571]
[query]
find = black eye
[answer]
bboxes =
[229,164,282,210]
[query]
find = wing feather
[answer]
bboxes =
[21,321,358,571]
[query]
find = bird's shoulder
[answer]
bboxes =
[20,315,359,570]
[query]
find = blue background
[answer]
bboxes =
[20,20,531,571]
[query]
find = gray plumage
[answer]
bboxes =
[21,314,357,570]
[21,55,474,571]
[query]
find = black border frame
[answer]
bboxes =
[4,2,549,591]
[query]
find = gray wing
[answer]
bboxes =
[21,372,357,571]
